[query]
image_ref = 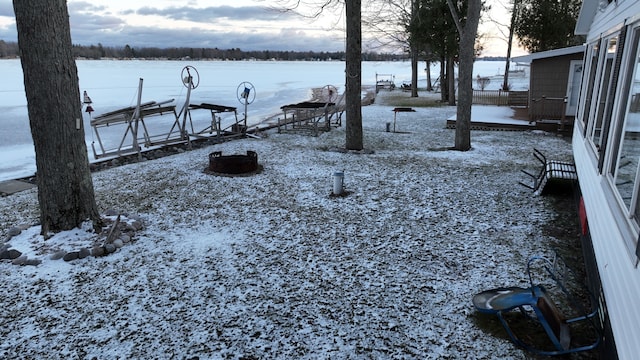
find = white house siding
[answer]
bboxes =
[573,133,640,360]
[585,0,638,38]
[573,2,640,358]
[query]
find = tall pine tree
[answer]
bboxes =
[513,0,584,52]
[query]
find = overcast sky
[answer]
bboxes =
[0,0,523,57]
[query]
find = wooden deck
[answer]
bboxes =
[446,106,573,133]
[446,106,534,131]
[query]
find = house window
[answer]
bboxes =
[587,34,618,154]
[611,26,640,221]
[578,42,600,131]
[565,60,583,116]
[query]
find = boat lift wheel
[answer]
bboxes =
[237,81,256,105]
[181,65,200,89]
[321,84,338,102]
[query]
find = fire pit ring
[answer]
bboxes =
[208,150,258,174]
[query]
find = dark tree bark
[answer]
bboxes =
[439,55,448,103]
[425,60,433,92]
[452,0,481,151]
[503,0,519,91]
[447,55,456,106]
[13,0,101,234]
[345,0,363,150]
[410,0,419,98]
[411,46,419,97]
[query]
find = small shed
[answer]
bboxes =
[512,45,585,126]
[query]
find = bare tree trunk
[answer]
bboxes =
[13,0,101,234]
[345,0,363,150]
[410,0,419,98]
[426,60,433,92]
[440,56,447,103]
[503,0,519,91]
[411,46,419,97]
[454,0,482,151]
[447,56,456,106]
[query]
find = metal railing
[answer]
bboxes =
[472,90,529,106]
[530,96,567,121]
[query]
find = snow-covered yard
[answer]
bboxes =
[0,95,588,359]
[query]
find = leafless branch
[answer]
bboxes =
[270,0,341,19]
[447,0,463,35]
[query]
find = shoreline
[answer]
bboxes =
[249,85,376,130]
[0,85,378,193]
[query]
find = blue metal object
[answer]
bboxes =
[473,255,601,356]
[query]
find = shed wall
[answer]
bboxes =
[529,53,583,120]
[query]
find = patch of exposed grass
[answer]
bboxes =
[374,90,446,108]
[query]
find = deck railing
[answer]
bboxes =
[530,96,567,121]
[472,90,528,106]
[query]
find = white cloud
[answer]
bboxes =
[0,0,522,56]
[1,1,347,52]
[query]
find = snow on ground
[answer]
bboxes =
[0,93,584,359]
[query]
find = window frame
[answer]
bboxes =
[595,21,640,260]
[576,41,601,134]
[585,33,619,158]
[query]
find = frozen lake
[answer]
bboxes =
[0,59,528,181]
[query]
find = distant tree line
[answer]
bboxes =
[0,40,407,61]
[0,40,19,57]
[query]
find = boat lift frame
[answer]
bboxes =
[90,71,247,159]
[90,78,187,159]
[185,103,241,140]
[178,67,246,142]
[277,85,344,136]
[278,98,344,136]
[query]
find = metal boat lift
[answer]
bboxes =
[90,66,251,159]
[181,80,254,141]
[185,103,239,139]
[90,77,185,159]
[277,85,344,136]
[375,73,395,92]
